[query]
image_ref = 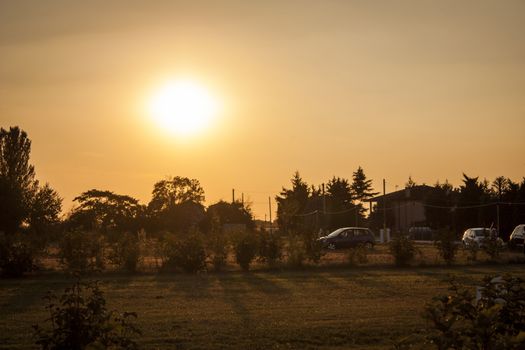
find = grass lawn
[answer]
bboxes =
[1,264,524,349]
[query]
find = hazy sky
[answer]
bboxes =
[1,0,524,219]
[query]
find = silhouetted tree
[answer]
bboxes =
[351,166,378,224]
[204,200,254,232]
[0,126,61,235]
[66,189,145,235]
[276,171,310,232]
[326,176,356,230]
[457,173,492,230]
[424,180,457,231]
[148,176,205,233]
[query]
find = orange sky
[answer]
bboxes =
[1,0,524,219]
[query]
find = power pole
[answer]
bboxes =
[322,183,326,229]
[383,179,386,234]
[268,196,272,233]
[232,188,235,203]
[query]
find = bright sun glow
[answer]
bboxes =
[148,79,218,137]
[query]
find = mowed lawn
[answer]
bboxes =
[1,265,524,349]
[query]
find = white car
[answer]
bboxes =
[462,228,501,248]
[509,224,525,247]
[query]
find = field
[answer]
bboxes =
[1,250,525,349]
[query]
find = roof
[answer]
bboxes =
[369,185,435,202]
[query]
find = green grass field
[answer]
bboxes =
[1,263,524,349]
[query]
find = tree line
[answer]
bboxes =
[1,126,524,277]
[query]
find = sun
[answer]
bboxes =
[148,79,218,137]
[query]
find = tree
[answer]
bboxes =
[325,176,356,230]
[148,176,205,214]
[0,126,61,235]
[147,176,206,233]
[204,200,254,232]
[457,173,492,230]
[67,189,145,235]
[424,180,457,231]
[350,167,378,225]
[275,171,310,232]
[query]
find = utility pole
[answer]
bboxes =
[383,179,386,235]
[322,183,326,230]
[232,188,235,203]
[268,196,272,233]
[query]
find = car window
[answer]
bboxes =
[326,228,345,238]
[474,230,485,237]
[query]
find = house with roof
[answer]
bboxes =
[369,185,435,234]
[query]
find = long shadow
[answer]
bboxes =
[217,274,251,325]
[152,273,214,299]
[239,272,291,296]
[0,274,74,316]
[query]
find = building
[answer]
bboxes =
[369,185,435,233]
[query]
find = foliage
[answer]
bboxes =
[482,230,503,261]
[326,176,357,229]
[149,176,205,212]
[423,275,525,349]
[258,231,283,267]
[434,230,459,265]
[302,231,324,264]
[0,232,36,277]
[464,237,480,261]
[157,232,207,273]
[58,230,105,272]
[207,231,229,272]
[231,230,258,271]
[389,235,417,267]
[285,234,306,268]
[33,278,141,350]
[204,200,255,232]
[275,171,311,233]
[67,190,144,235]
[108,232,142,272]
[0,126,62,236]
[347,245,369,266]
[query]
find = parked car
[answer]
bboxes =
[461,227,502,248]
[318,227,375,250]
[509,224,525,248]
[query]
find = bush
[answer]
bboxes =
[158,232,207,273]
[286,234,306,268]
[33,278,141,349]
[207,232,229,272]
[303,231,324,264]
[423,274,525,349]
[463,237,480,261]
[347,245,368,266]
[389,234,416,267]
[434,230,459,265]
[108,232,142,272]
[58,230,105,272]
[482,231,504,261]
[258,231,283,268]
[0,233,36,278]
[231,230,258,271]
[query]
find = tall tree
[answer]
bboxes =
[351,167,379,201]
[275,171,310,232]
[457,173,492,230]
[325,176,356,229]
[350,166,378,222]
[148,176,206,233]
[0,126,61,235]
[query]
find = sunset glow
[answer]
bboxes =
[148,80,218,137]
